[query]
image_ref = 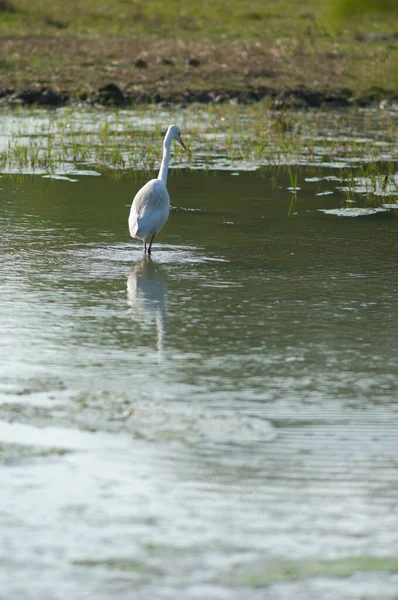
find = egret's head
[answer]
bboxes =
[167,125,189,152]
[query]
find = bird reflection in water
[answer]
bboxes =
[127,257,168,352]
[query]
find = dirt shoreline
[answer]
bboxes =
[1,30,396,110]
[0,83,391,109]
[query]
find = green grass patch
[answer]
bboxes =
[1,0,397,40]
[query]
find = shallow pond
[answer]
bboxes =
[1,107,398,599]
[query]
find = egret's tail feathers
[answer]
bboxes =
[129,214,152,241]
[128,218,139,239]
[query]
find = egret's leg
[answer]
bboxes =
[144,240,147,254]
[147,233,156,255]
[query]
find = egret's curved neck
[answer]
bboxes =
[157,135,172,185]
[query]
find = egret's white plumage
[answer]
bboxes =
[128,125,188,254]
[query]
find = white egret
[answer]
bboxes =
[128,125,189,254]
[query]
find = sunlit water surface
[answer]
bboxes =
[1,166,398,599]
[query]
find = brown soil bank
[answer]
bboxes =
[0,83,357,110]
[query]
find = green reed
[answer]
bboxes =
[0,104,397,204]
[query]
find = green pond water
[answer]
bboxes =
[1,107,398,600]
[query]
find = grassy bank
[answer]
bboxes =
[0,0,398,104]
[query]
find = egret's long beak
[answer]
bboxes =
[179,136,189,152]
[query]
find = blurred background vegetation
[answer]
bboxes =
[0,0,397,97]
[328,0,398,18]
[0,0,397,39]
